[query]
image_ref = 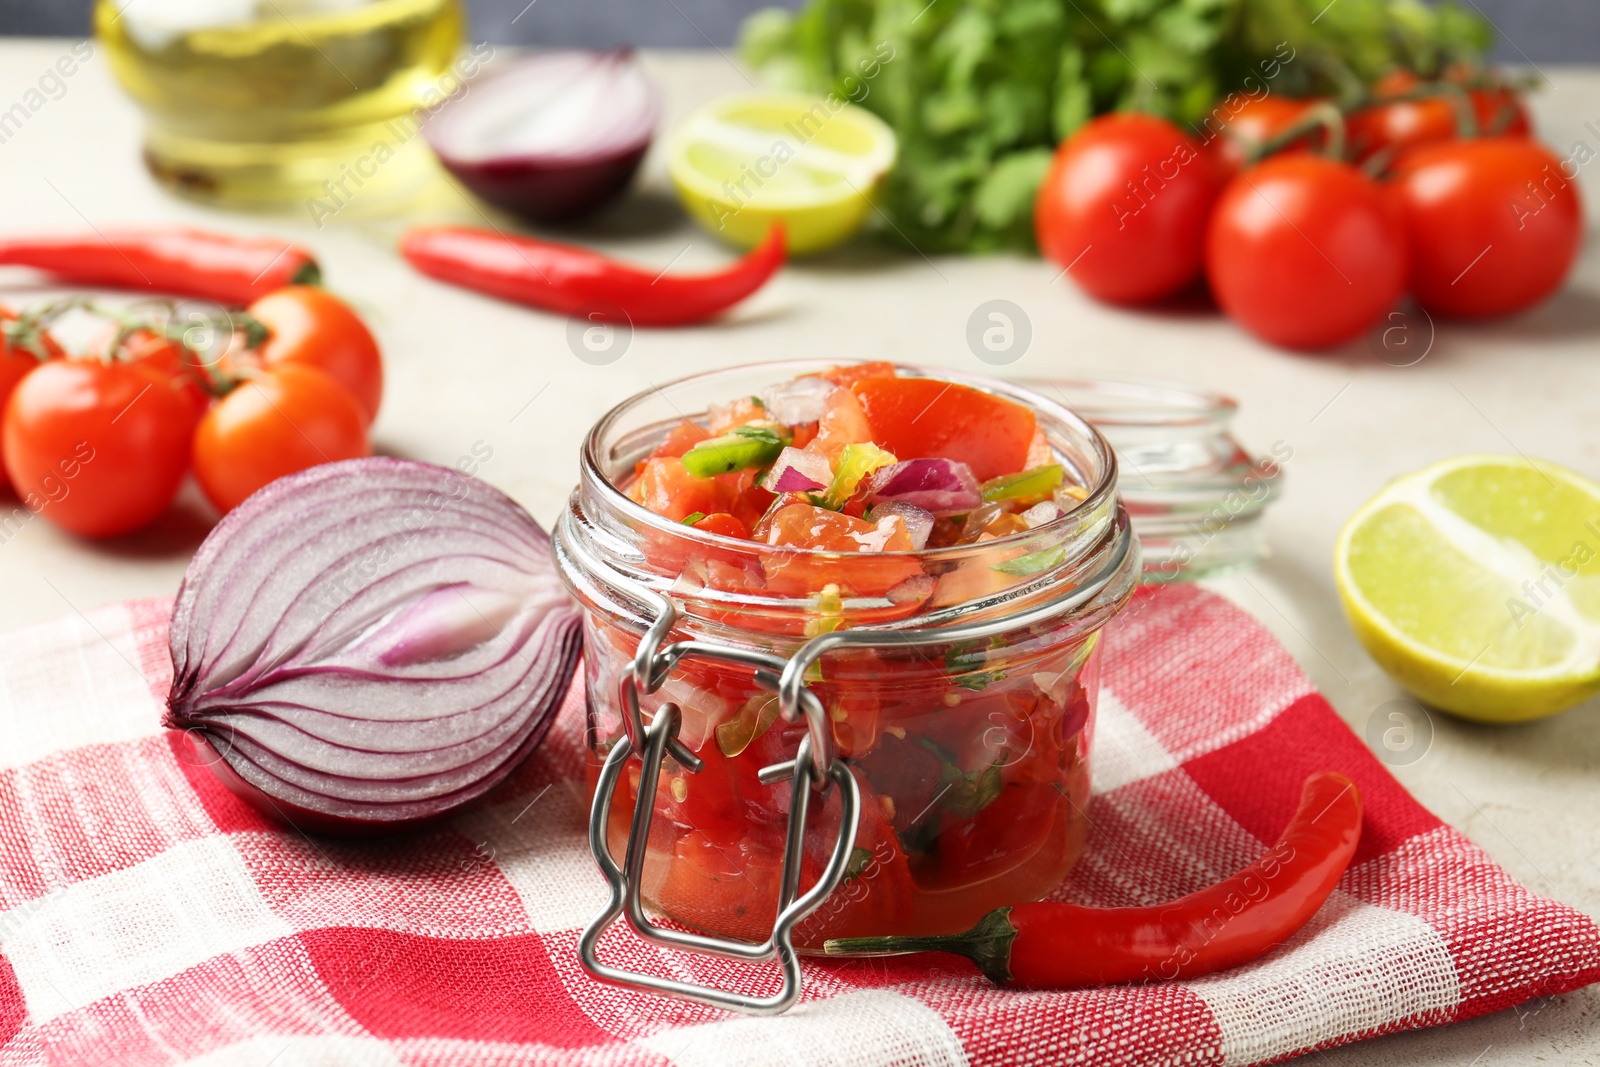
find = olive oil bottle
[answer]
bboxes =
[95,0,465,207]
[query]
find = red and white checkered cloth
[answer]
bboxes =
[0,584,1595,1066]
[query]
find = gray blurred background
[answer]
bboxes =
[0,0,1591,61]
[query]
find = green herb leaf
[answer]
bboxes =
[937,752,1007,818]
[680,512,706,525]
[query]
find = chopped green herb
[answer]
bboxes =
[955,671,1007,692]
[680,512,706,526]
[843,845,874,881]
[935,753,1006,818]
[982,464,1064,503]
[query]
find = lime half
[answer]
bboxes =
[1335,454,1600,722]
[667,91,897,255]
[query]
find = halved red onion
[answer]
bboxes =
[762,446,832,493]
[864,458,982,514]
[867,501,934,549]
[424,49,661,223]
[165,458,581,835]
[760,376,836,426]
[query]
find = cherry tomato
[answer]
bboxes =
[0,308,42,494]
[1345,71,1461,164]
[1035,114,1223,305]
[1206,155,1408,350]
[3,360,194,537]
[248,286,382,426]
[1470,86,1531,136]
[193,363,369,514]
[1204,95,1323,178]
[116,328,212,423]
[851,377,1035,482]
[1390,137,1582,318]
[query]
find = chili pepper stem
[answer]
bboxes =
[824,907,1019,986]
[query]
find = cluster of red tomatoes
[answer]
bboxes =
[1035,70,1584,350]
[0,286,379,538]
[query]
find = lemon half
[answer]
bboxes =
[1335,454,1600,722]
[666,91,897,255]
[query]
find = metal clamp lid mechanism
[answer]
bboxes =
[578,522,1135,1015]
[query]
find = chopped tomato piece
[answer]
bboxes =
[707,396,768,434]
[807,386,873,461]
[851,377,1036,481]
[765,504,913,553]
[651,420,713,458]
[937,780,1061,885]
[762,504,924,597]
[717,469,775,529]
[817,361,898,389]
[691,512,750,539]
[632,457,728,521]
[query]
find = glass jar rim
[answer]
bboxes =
[578,359,1122,562]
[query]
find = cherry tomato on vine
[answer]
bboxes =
[1204,95,1323,178]
[193,363,369,514]
[1206,155,1408,350]
[248,286,382,426]
[1035,114,1223,305]
[3,359,194,538]
[1391,137,1582,318]
[1469,86,1531,136]
[116,328,212,423]
[1346,72,1461,164]
[0,308,43,494]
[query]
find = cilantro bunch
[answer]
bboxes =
[740,0,1492,252]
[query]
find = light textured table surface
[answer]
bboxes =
[0,38,1596,1066]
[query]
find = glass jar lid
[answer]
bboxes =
[1023,377,1283,583]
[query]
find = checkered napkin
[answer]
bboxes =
[0,584,1595,1067]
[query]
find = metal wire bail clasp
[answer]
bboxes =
[577,589,862,1015]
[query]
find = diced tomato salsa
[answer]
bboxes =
[593,364,1101,946]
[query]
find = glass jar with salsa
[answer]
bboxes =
[554,361,1138,994]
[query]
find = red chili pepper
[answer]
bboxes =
[0,229,320,307]
[399,224,785,327]
[825,770,1362,988]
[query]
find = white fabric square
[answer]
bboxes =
[180,1036,407,1067]
[0,835,293,1022]
[641,988,968,1067]
[0,604,162,769]
[1192,891,1461,1067]
[453,780,608,934]
[1090,688,1180,795]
